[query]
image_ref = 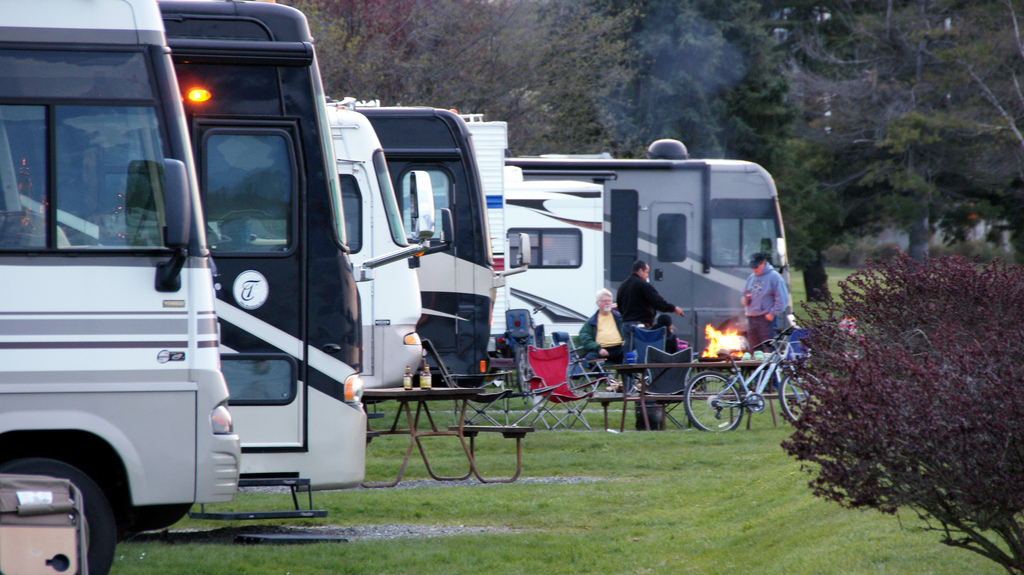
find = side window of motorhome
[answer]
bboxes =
[0,50,169,250]
[202,132,294,252]
[399,168,450,238]
[340,175,362,253]
[657,214,687,262]
[507,228,582,268]
[711,218,778,266]
[221,355,296,405]
[373,150,407,247]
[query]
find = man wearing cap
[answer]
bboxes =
[742,253,788,353]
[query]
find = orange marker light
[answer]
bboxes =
[187,88,212,103]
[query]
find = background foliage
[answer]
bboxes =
[784,253,1024,572]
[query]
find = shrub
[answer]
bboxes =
[783,252,1024,573]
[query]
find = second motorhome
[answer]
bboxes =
[161,0,366,489]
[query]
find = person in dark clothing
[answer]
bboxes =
[653,313,680,353]
[616,260,682,349]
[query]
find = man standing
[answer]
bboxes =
[742,252,789,352]
[616,260,683,348]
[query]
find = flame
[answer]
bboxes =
[702,325,745,358]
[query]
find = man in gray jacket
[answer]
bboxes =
[742,253,788,352]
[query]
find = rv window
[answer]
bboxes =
[340,175,362,253]
[202,131,295,253]
[373,150,407,247]
[399,168,450,238]
[0,105,47,248]
[55,106,166,249]
[0,50,153,100]
[221,355,297,406]
[710,217,777,267]
[507,228,582,268]
[656,214,687,262]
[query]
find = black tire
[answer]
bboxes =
[0,458,117,575]
[779,372,816,422]
[684,372,743,431]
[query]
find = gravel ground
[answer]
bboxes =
[127,477,603,545]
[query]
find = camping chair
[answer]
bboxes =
[422,338,514,425]
[631,326,666,364]
[521,344,594,430]
[551,331,611,393]
[622,325,666,394]
[646,347,692,428]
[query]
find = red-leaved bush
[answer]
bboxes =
[782,252,1024,573]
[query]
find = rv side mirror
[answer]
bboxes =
[439,208,453,244]
[162,158,191,249]
[409,170,435,241]
[776,237,788,268]
[156,158,191,292]
[517,232,531,267]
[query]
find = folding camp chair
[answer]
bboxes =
[422,338,514,425]
[522,344,594,430]
[646,347,692,428]
[622,325,666,394]
[631,326,666,364]
[551,331,611,393]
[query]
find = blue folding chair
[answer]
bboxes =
[631,326,666,364]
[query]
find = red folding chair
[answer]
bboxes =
[524,344,594,429]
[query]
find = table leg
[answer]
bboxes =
[416,399,476,481]
[361,400,420,488]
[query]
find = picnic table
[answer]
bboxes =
[362,387,533,487]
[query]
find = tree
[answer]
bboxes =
[779,0,1022,265]
[782,252,1024,573]
[604,0,795,159]
[286,0,636,155]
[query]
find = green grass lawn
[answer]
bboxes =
[112,406,1001,575]
[790,267,856,322]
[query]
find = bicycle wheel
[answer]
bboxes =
[684,372,743,431]
[778,372,816,422]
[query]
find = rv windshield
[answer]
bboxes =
[711,217,778,267]
[0,49,171,250]
[373,150,407,247]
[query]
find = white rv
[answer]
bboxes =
[0,1,240,573]
[326,103,426,388]
[500,167,605,335]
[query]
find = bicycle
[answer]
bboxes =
[683,326,815,431]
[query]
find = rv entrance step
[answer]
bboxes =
[188,477,328,520]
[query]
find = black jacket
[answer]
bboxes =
[616,273,675,325]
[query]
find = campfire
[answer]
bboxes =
[702,325,745,358]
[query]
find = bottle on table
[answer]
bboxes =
[403,365,413,390]
[419,359,432,389]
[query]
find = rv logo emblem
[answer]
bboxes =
[233,270,269,310]
[157,350,186,363]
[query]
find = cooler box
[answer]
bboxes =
[0,474,85,575]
